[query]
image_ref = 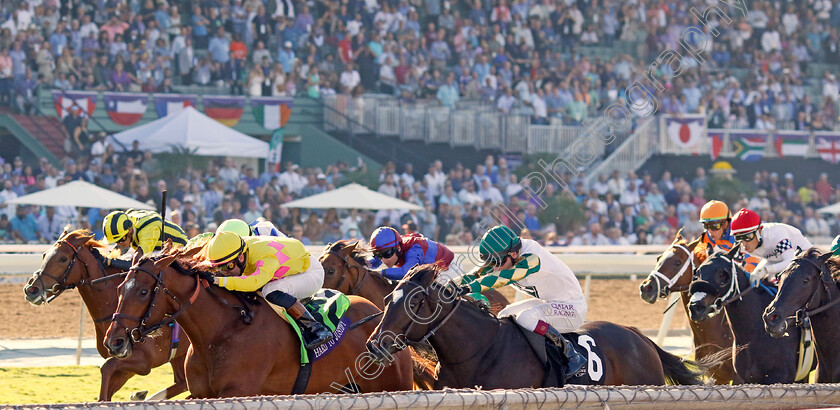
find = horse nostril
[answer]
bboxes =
[25,286,40,295]
[769,314,780,323]
[112,338,125,350]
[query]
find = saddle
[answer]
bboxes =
[268,289,352,364]
[511,318,604,387]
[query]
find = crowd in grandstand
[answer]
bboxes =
[1,0,840,126]
[0,142,837,247]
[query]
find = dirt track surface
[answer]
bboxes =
[0,279,689,339]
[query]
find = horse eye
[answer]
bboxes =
[140,289,148,296]
[60,256,67,263]
[802,277,809,284]
[328,268,335,275]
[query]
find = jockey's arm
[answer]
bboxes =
[135,223,162,255]
[382,244,424,280]
[461,254,540,294]
[763,245,799,276]
[217,257,280,292]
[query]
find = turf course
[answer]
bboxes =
[0,365,189,404]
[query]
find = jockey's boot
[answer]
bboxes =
[545,326,586,380]
[288,301,334,350]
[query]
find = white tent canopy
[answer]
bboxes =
[818,202,840,215]
[110,106,268,158]
[7,180,154,210]
[281,183,422,210]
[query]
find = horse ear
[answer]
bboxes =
[132,248,144,266]
[819,248,833,263]
[674,227,684,242]
[180,245,204,259]
[727,243,741,258]
[154,254,178,270]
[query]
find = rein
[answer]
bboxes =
[786,257,840,327]
[647,243,696,298]
[111,263,207,343]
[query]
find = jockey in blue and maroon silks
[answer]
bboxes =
[367,227,455,280]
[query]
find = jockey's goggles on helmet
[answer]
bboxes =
[481,251,510,268]
[703,221,725,231]
[734,230,758,242]
[374,247,397,259]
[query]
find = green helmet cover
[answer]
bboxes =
[479,226,522,263]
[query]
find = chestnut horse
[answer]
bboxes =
[22,230,188,401]
[103,248,419,398]
[764,248,840,382]
[638,232,741,384]
[369,264,707,388]
[319,240,510,313]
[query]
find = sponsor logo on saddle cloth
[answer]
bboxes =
[269,289,352,364]
[539,303,577,318]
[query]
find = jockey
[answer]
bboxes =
[103,209,188,255]
[367,226,457,281]
[458,225,586,380]
[730,208,813,282]
[698,200,760,272]
[217,218,288,238]
[205,231,332,349]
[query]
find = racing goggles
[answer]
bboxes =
[703,221,725,231]
[374,247,398,259]
[734,231,758,242]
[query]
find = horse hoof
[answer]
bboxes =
[130,391,148,401]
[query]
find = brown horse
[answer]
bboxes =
[103,248,419,398]
[638,232,741,385]
[319,240,510,313]
[368,264,707,388]
[22,230,189,401]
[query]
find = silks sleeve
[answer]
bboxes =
[763,240,799,276]
[382,245,424,280]
[217,256,281,292]
[135,223,161,255]
[461,254,541,294]
[831,235,840,256]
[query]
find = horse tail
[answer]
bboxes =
[408,345,437,390]
[628,327,707,385]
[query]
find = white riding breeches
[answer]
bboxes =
[261,254,325,300]
[499,297,587,333]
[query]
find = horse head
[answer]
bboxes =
[764,248,835,338]
[687,245,746,322]
[366,263,463,362]
[640,231,702,303]
[104,244,192,359]
[24,230,107,305]
[320,240,368,294]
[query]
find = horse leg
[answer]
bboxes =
[99,358,137,401]
[145,353,189,400]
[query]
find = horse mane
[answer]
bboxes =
[694,242,710,264]
[404,264,495,316]
[796,247,840,283]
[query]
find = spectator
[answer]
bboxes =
[10,206,39,243]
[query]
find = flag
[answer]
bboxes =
[268,128,284,171]
[816,135,840,163]
[732,134,766,162]
[103,92,147,126]
[52,90,97,119]
[252,96,294,129]
[203,95,246,127]
[153,94,197,118]
[774,132,809,158]
[708,132,723,159]
[666,116,704,149]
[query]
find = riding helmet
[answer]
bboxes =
[479,225,522,264]
[207,231,247,266]
[103,211,132,244]
[730,208,762,235]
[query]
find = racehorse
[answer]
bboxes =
[688,247,804,383]
[22,230,188,401]
[319,240,510,313]
[102,245,423,398]
[638,232,741,384]
[367,264,707,388]
[764,248,840,382]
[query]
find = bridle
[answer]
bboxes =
[27,239,88,302]
[111,261,206,343]
[646,243,696,298]
[690,253,755,317]
[326,247,372,296]
[781,256,840,328]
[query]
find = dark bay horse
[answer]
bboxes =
[103,249,420,398]
[22,230,188,401]
[639,232,741,384]
[367,264,706,388]
[688,247,804,384]
[319,240,510,313]
[764,248,840,382]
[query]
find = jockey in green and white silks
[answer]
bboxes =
[832,235,840,256]
[457,225,587,379]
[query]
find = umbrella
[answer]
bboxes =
[818,202,840,215]
[7,180,154,210]
[281,183,422,211]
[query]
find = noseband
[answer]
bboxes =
[647,243,696,298]
[111,262,206,343]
